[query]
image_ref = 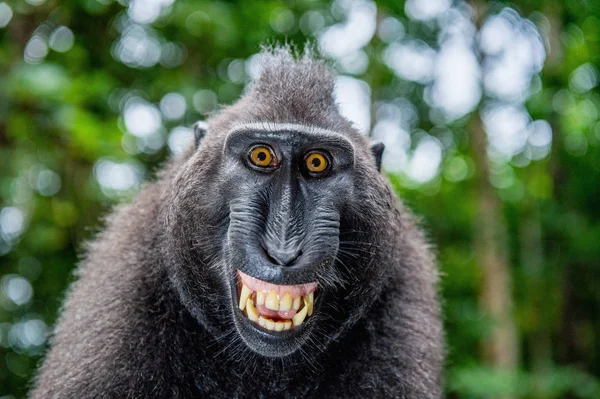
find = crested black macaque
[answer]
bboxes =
[32,47,443,398]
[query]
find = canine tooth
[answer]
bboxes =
[274,321,285,332]
[280,292,293,311]
[265,290,279,311]
[256,291,265,306]
[293,296,301,310]
[239,285,252,311]
[307,292,314,316]
[246,299,259,322]
[292,300,309,327]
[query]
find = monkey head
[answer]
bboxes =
[161,49,394,359]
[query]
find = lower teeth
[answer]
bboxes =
[258,316,292,331]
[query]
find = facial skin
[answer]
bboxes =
[164,121,385,357]
[226,124,355,355]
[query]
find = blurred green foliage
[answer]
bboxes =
[1,0,599,398]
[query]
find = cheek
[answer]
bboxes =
[306,177,354,206]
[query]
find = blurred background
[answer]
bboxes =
[0,0,599,397]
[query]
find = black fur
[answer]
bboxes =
[370,141,385,172]
[31,47,443,398]
[193,121,207,148]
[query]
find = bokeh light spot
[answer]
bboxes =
[185,11,211,37]
[168,126,194,155]
[36,170,61,196]
[565,133,588,157]
[123,98,162,138]
[299,10,325,35]
[444,156,469,182]
[49,26,75,53]
[319,0,377,58]
[383,40,435,84]
[405,0,451,21]
[430,40,481,120]
[482,103,530,158]
[270,8,295,33]
[1,275,33,307]
[0,207,25,241]
[0,2,13,28]
[93,159,145,197]
[569,63,599,94]
[334,76,371,134]
[193,89,218,114]
[24,36,48,64]
[377,17,405,43]
[481,8,546,103]
[407,136,443,183]
[128,0,174,25]
[160,93,186,120]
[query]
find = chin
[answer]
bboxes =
[230,269,320,357]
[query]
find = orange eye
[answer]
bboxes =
[249,145,275,168]
[305,151,329,174]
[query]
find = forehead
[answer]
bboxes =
[230,122,342,138]
[226,122,355,153]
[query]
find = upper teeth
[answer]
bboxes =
[238,283,316,332]
[292,297,309,327]
[279,292,293,311]
[239,285,252,311]
[246,298,259,322]
[265,291,279,310]
[293,296,301,310]
[256,291,265,306]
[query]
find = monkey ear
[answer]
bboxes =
[193,121,208,148]
[370,141,385,172]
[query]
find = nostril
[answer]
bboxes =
[264,249,279,265]
[264,247,302,266]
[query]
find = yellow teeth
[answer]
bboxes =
[257,316,294,332]
[265,318,275,330]
[265,290,279,311]
[279,292,293,311]
[256,291,265,306]
[239,285,252,311]
[238,283,316,331]
[258,316,267,328]
[246,298,259,322]
[292,297,309,327]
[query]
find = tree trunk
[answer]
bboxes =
[469,115,520,379]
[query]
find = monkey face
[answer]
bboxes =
[220,124,355,356]
[165,122,386,358]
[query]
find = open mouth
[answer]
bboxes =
[237,270,317,332]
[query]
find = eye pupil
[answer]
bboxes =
[257,152,267,161]
[311,158,321,168]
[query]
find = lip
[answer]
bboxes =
[237,263,321,286]
[238,270,318,299]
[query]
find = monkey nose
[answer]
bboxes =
[264,246,302,267]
